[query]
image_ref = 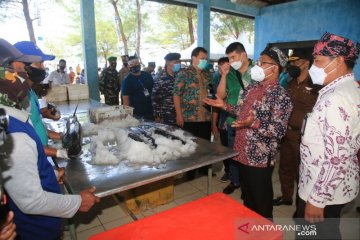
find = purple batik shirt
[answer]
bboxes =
[299,73,360,208]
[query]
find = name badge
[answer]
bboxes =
[144,89,150,97]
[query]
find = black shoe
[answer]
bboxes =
[273,196,293,206]
[356,207,360,214]
[223,183,240,195]
[219,173,229,183]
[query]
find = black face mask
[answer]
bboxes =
[124,62,128,67]
[26,66,46,83]
[287,65,301,79]
[130,65,141,73]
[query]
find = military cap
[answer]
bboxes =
[164,53,181,61]
[108,56,117,62]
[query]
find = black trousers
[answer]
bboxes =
[219,128,230,174]
[239,162,274,219]
[295,198,345,240]
[183,121,211,141]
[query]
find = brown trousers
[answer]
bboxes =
[279,128,301,201]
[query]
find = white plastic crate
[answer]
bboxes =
[89,105,133,123]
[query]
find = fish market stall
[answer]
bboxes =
[45,100,238,199]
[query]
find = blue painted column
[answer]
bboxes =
[80,0,100,101]
[197,0,211,57]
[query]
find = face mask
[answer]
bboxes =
[308,59,336,85]
[250,65,266,82]
[287,65,301,79]
[230,53,244,70]
[26,66,46,83]
[197,59,207,70]
[172,63,181,73]
[130,65,141,73]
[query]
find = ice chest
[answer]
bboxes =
[67,84,89,101]
[45,85,68,102]
[89,105,134,123]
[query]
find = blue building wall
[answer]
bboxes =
[254,0,360,78]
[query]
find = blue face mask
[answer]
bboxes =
[197,59,208,70]
[172,63,181,72]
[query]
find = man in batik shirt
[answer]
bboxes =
[204,47,293,218]
[173,47,213,141]
[152,52,181,125]
[296,32,360,239]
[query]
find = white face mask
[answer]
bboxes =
[250,65,274,82]
[230,53,244,70]
[308,58,336,85]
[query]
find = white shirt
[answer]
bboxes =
[47,70,70,85]
[299,73,360,208]
[1,104,81,217]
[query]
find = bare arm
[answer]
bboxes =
[122,95,130,106]
[216,63,230,99]
[173,95,184,127]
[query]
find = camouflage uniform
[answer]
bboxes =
[151,68,177,125]
[99,67,120,105]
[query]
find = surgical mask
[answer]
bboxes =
[172,63,181,73]
[197,59,207,70]
[26,66,46,83]
[230,54,244,70]
[251,65,274,82]
[308,59,336,85]
[130,65,141,73]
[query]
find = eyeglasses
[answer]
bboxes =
[255,60,276,67]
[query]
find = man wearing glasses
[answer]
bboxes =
[204,46,293,218]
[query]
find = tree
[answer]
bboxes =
[0,0,39,43]
[135,0,141,58]
[148,5,197,50]
[110,0,129,55]
[211,12,254,44]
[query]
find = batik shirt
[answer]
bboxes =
[173,65,213,122]
[299,73,360,208]
[225,81,292,167]
[152,68,177,125]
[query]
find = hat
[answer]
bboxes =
[289,48,312,62]
[148,62,156,67]
[14,41,55,61]
[0,39,41,66]
[261,46,288,67]
[313,32,360,63]
[108,56,117,62]
[164,53,181,61]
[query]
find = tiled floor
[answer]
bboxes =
[62,162,360,240]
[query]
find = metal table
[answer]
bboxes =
[50,100,239,197]
[48,100,238,239]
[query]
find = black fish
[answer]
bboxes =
[62,104,82,158]
[128,127,157,149]
[139,124,186,145]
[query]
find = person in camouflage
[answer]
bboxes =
[99,56,120,105]
[152,52,181,125]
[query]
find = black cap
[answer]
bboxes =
[0,38,41,66]
[290,48,312,61]
[148,62,156,67]
[164,53,181,61]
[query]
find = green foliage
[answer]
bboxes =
[148,5,197,50]
[211,12,254,45]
